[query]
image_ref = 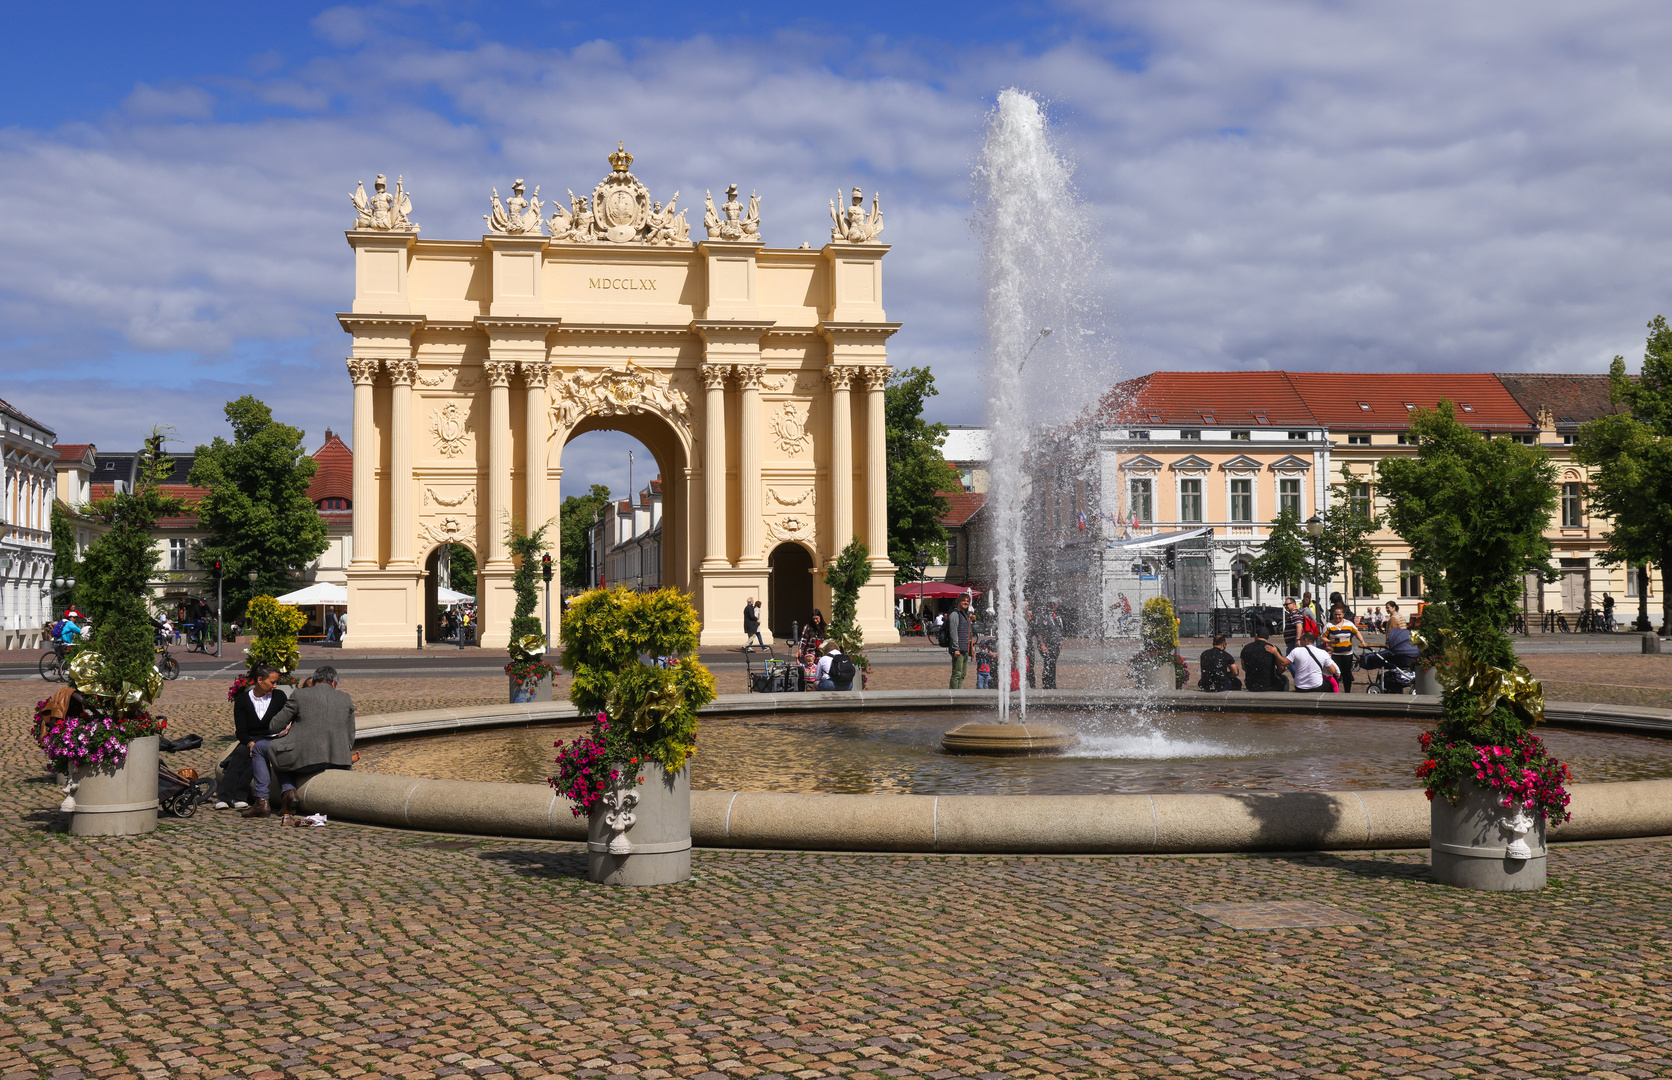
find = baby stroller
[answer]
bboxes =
[159,761,214,818]
[1359,648,1417,694]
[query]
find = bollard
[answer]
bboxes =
[417,624,423,650]
[1644,632,1662,655]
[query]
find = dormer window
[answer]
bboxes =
[1148,413,1162,423]
[318,497,350,511]
[1201,413,1216,424]
[1253,413,1270,425]
[1357,402,1371,411]
[1460,403,1474,412]
[1403,402,1415,410]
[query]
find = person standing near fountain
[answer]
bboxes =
[1240,624,1291,692]
[1324,604,1368,693]
[947,592,976,689]
[1037,601,1064,689]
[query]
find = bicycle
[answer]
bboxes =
[38,641,69,682]
[1556,613,1572,633]
[155,639,180,681]
[182,621,212,654]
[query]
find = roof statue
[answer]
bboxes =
[704,183,762,241]
[351,174,419,232]
[485,178,544,235]
[830,186,883,244]
[545,144,691,246]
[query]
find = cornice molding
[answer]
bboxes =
[337,313,425,333]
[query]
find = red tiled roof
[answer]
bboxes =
[56,443,95,463]
[1100,372,1321,427]
[1494,374,1626,429]
[940,491,986,527]
[307,431,352,504]
[1285,372,1532,430]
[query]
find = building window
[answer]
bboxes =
[1561,482,1582,527]
[1129,479,1153,523]
[1512,433,1536,445]
[1347,433,1370,446]
[1397,433,1413,445]
[1229,478,1252,522]
[1349,482,1371,518]
[1400,560,1423,598]
[318,497,350,511]
[1231,558,1253,602]
[1179,478,1202,523]
[1230,430,1251,441]
[1179,429,1201,440]
[1278,478,1301,518]
[945,535,959,566]
[168,539,188,571]
[1288,431,1307,440]
[1127,430,1150,440]
[1627,567,1651,598]
[958,468,974,493]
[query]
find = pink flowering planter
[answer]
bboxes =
[69,735,159,837]
[1430,778,1547,891]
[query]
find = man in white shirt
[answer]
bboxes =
[1287,631,1340,692]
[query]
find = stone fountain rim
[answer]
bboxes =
[288,689,1672,855]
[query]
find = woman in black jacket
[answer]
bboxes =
[215,665,288,810]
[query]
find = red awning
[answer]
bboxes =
[894,582,982,599]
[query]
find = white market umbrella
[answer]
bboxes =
[437,586,473,605]
[273,582,349,606]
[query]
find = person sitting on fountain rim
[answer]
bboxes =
[245,665,356,818]
[1287,631,1340,693]
[1197,634,1242,692]
[218,664,287,811]
[817,640,857,691]
[947,592,976,689]
[1239,623,1290,692]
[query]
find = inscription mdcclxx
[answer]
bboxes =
[589,277,658,291]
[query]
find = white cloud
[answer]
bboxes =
[5,2,1672,458]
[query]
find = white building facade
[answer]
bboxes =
[1,399,57,649]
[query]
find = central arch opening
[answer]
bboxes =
[768,542,815,641]
[558,412,689,608]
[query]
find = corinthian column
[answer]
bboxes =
[484,360,517,566]
[347,358,382,566]
[862,366,893,564]
[827,365,855,556]
[521,360,550,535]
[701,364,731,567]
[734,364,765,565]
[387,359,418,566]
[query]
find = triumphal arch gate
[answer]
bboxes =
[337,147,900,648]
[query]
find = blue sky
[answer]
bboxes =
[6,1,1672,501]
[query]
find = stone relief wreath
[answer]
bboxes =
[548,361,692,436]
[770,402,812,456]
[429,403,470,457]
[420,517,475,549]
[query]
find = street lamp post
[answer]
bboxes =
[1305,514,1324,608]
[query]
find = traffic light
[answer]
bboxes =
[540,553,553,583]
[212,558,223,578]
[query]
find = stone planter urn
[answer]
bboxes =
[69,734,159,837]
[1430,778,1547,891]
[1143,662,1175,692]
[587,762,691,886]
[509,672,553,703]
[1414,666,1442,696]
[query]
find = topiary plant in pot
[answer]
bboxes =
[1130,595,1186,690]
[553,586,716,886]
[504,518,556,702]
[1379,402,1567,891]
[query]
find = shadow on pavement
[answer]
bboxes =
[1280,851,1434,883]
[479,848,588,880]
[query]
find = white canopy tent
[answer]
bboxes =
[273,582,347,606]
[436,586,473,606]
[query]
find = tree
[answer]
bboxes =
[446,544,477,596]
[189,396,328,615]
[1248,509,1310,598]
[559,484,612,591]
[1248,468,1383,605]
[823,537,873,679]
[1378,401,1558,679]
[49,501,83,614]
[885,368,961,582]
[78,432,186,715]
[504,517,554,645]
[1574,315,1672,633]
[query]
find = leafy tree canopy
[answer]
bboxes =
[885,368,961,583]
[1377,400,1557,673]
[1573,315,1672,632]
[189,396,328,615]
[559,484,612,591]
[1247,468,1382,604]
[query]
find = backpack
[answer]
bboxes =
[830,654,856,684]
[1299,614,1320,640]
[936,615,953,648]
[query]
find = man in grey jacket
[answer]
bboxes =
[947,592,975,689]
[243,666,356,818]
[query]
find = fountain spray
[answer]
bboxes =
[976,89,1108,723]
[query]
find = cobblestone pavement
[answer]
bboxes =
[7,695,1672,1080]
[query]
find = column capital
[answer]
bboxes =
[824,364,858,392]
[733,364,767,390]
[386,359,419,386]
[519,359,552,389]
[483,360,518,388]
[346,358,382,385]
[700,363,732,390]
[859,365,893,392]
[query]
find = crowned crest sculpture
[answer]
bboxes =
[351,173,419,232]
[544,144,691,246]
[704,183,761,242]
[830,186,884,244]
[486,178,544,235]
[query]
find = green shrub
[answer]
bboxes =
[244,595,306,674]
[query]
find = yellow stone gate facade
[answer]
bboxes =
[337,151,899,647]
